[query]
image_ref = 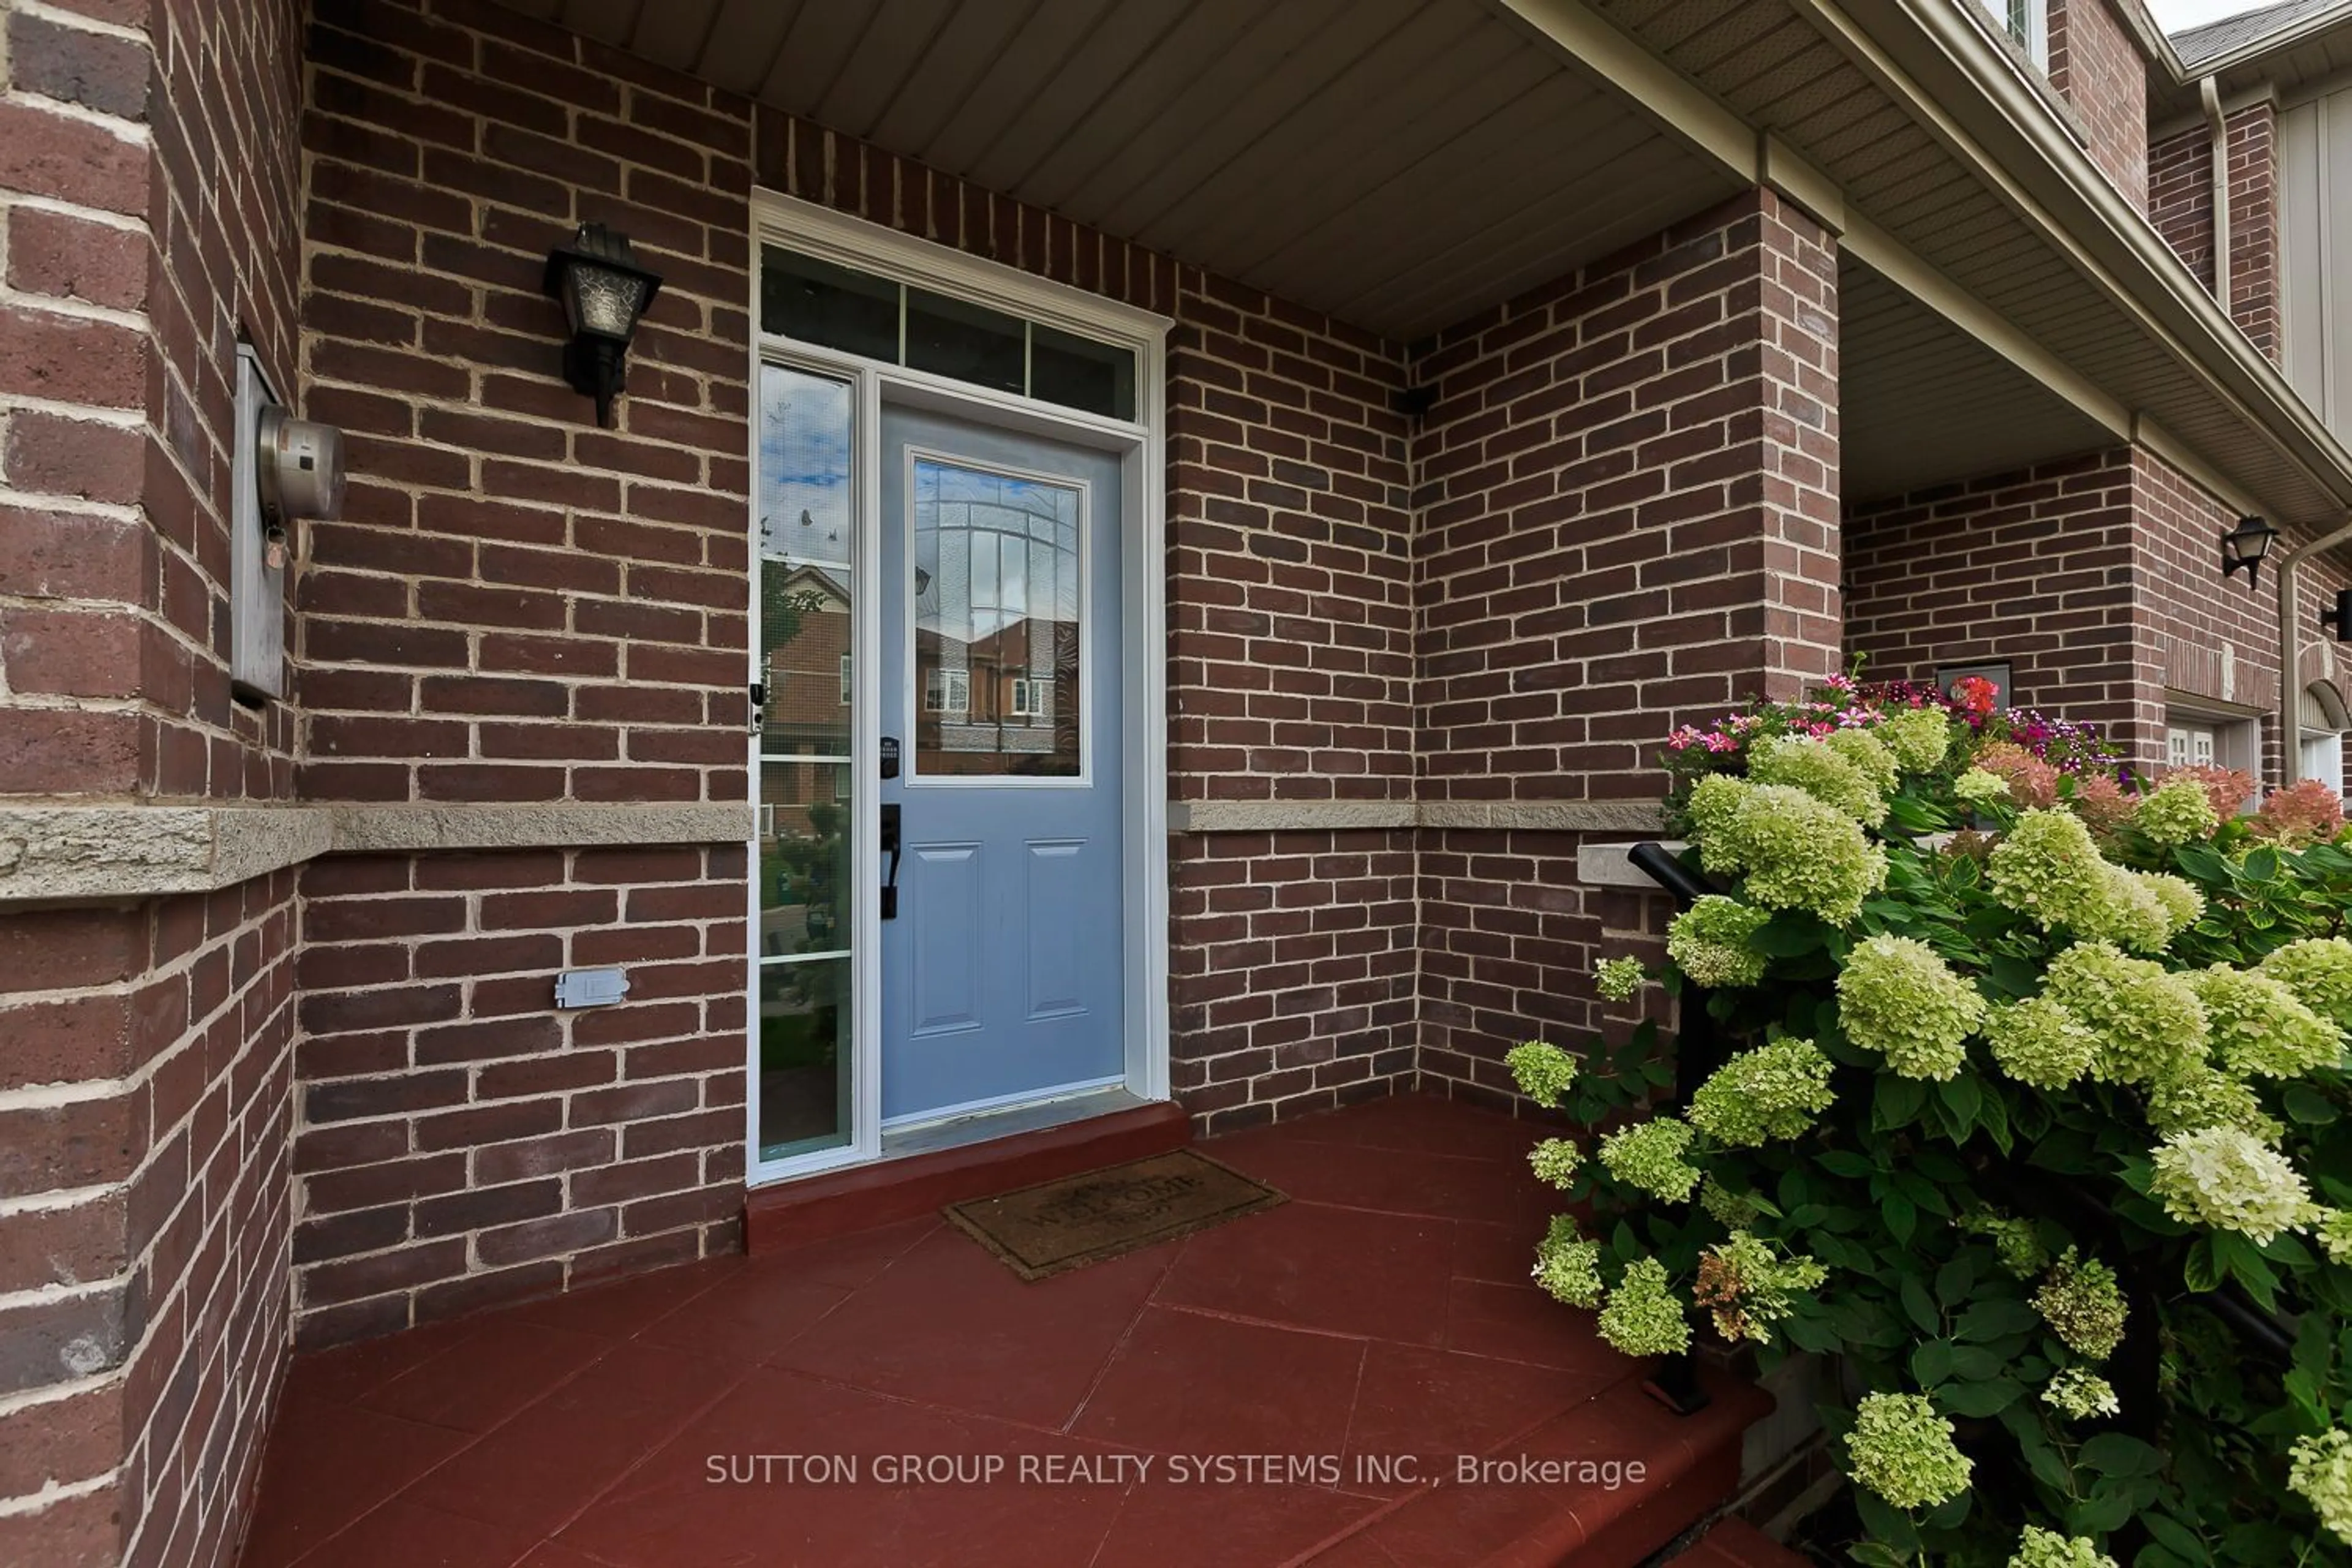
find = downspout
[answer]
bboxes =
[2201,77,2231,312]
[2277,518,2352,785]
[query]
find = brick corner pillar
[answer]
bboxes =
[1745,187,1842,701]
[2225,101,2281,364]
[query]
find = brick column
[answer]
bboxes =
[0,3,306,1566]
[1411,185,1840,1100]
[2226,102,2280,364]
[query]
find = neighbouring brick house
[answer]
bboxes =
[6,0,2352,1563]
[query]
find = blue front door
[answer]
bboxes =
[876,405,1125,1124]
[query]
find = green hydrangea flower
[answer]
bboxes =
[1987,809,2111,933]
[2185,965,2341,1079]
[2136,776,2221,845]
[1699,1176,1766,1228]
[2139,872,2205,938]
[1954,767,2012,807]
[1959,1207,2050,1280]
[1985,997,2098,1091]
[1826,727,1900,794]
[2070,865,2174,955]
[1845,1391,1973,1510]
[1598,1118,1702,1202]
[2143,1061,2283,1144]
[2043,941,2209,1085]
[1504,1040,1578,1106]
[1531,1215,1604,1309]
[2260,937,2352,1030]
[2033,1248,2127,1361]
[1749,734,1888,826]
[1527,1137,1581,1189]
[1594,956,1646,1003]
[1693,1231,1826,1345]
[1687,774,1754,853]
[2041,1366,2120,1420]
[1838,934,1986,1080]
[2289,1429,2352,1545]
[1693,781,1890,926]
[2009,1526,2118,1568]
[2318,1208,2352,1266]
[1687,1037,1837,1147]
[1666,895,1773,989]
[1597,1257,1691,1356]
[1879,706,1953,774]
[2150,1126,2317,1244]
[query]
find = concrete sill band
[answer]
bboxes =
[0,797,1678,905]
[0,802,755,907]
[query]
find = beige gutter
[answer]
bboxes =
[2279,519,2352,783]
[2200,76,2231,309]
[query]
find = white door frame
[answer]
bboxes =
[745,193,1172,1188]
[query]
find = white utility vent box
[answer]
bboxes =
[555,968,631,1009]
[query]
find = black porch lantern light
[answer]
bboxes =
[2324,587,2352,644]
[2221,514,2280,589]
[541,222,662,428]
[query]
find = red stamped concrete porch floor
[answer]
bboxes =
[238,1095,1766,1568]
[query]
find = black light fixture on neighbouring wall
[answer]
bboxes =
[542,222,662,428]
[2221,514,2280,589]
[2324,587,2352,643]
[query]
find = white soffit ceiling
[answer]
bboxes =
[491,0,1747,339]
[1842,260,2118,503]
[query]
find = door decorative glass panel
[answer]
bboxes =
[910,458,1083,780]
[756,364,858,1160]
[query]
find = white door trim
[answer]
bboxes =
[745,192,1172,1189]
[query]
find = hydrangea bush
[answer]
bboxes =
[1527,682,2352,1567]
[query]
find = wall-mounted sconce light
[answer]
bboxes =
[2221,514,2279,589]
[541,222,662,428]
[2324,587,2352,644]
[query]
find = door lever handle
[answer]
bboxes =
[880,803,902,920]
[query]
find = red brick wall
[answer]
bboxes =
[281,0,757,1346]
[0,2,307,1564]
[1846,445,2352,782]
[2151,125,2213,285]
[289,845,745,1344]
[0,878,298,1568]
[1408,187,1841,1099]
[297,0,753,807]
[1166,832,1419,1133]
[1412,188,1842,806]
[2048,0,2150,211]
[1844,451,2150,752]
[2147,110,2280,361]
[2226,104,2281,363]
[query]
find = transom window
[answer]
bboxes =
[761,246,1138,421]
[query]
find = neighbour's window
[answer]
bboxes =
[1974,0,2047,66]
[839,654,851,706]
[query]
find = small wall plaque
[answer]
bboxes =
[554,968,630,1009]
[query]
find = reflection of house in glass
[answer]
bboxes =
[914,459,1082,777]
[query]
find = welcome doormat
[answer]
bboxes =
[943,1150,1285,1281]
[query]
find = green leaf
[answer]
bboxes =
[1752,912,1833,957]
[1817,1150,1877,1178]
[2068,1486,2137,1534]
[1934,1254,1979,1306]
[2183,1236,2220,1293]
[2285,1084,2340,1125]
[1882,1193,1919,1248]
[1853,1490,1920,1554]
[1939,1074,1982,1134]
[1938,1377,2022,1416]
[2141,1513,2211,1564]
[2078,1433,2164,1478]
[1954,1298,2040,1341]
[1910,1338,1958,1389]
[2243,845,2283,884]
[1875,1076,1928,1131]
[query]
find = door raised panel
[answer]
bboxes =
[1025,839,1087,1020]
[910,842,982,1036]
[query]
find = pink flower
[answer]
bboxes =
[2248,778,2345,847]
[1973,742,2059,809]
[2164,764,2256,821]
[2072,772,2136,837]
